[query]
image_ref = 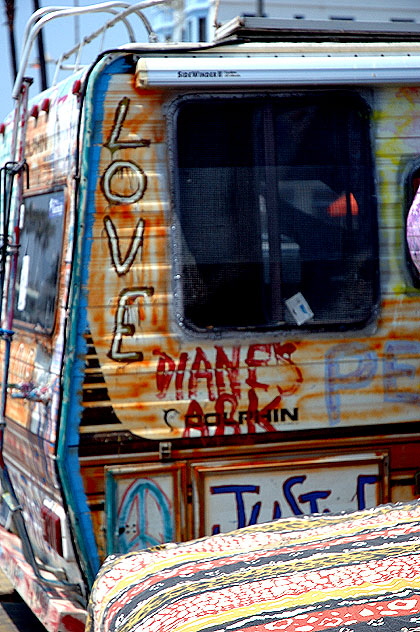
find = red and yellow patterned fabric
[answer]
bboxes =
[87,501,420,632]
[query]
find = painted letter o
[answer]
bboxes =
[102,160,147,203]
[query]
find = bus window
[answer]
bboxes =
[14,190,65,332]
[171,91,379,334]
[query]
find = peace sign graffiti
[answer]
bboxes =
[117,478,174,552]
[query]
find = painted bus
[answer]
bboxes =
[0,2,419,630]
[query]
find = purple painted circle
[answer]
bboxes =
[407,188,420,274]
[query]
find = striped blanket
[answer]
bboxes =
[86,500,420,632]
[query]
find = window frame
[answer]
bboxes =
[13,187,66,335]
[168,90,380,337]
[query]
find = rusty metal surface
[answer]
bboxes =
[80,67,420,441]
[73,55,420,558]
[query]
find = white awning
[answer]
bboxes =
[136,54,420,88]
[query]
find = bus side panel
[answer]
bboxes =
[74,57,420,559]
[81,74,420,440]
[0,75,86,620]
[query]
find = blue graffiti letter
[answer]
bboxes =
[325,342,377,426]
[356,474,378,510]
[210,485,260,529]
[299,490,331,513]
[383,340,420,405]
[283,476,305,515]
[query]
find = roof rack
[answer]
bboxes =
[12,0,165,100]
[215,15,420,43]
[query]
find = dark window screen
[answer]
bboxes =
[173,92,379,333]
[14,190,65,332]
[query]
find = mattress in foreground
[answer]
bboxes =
[87,500,420,632]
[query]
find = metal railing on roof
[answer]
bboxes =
[12,0,166,100]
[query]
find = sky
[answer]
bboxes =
[0,1,150,122]
[3,0,420,123]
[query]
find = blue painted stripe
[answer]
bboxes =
[58,54,132,587]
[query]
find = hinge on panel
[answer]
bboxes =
[159,441,172,461]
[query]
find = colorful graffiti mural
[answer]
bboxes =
[78,74,420,443]
[0,7,419,630]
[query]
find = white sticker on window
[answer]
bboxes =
[17,254,30,311]
[285,292,314,326]
[49,196,64,217]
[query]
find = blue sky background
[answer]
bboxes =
[0,1,150,122]
[3,1,420,123]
